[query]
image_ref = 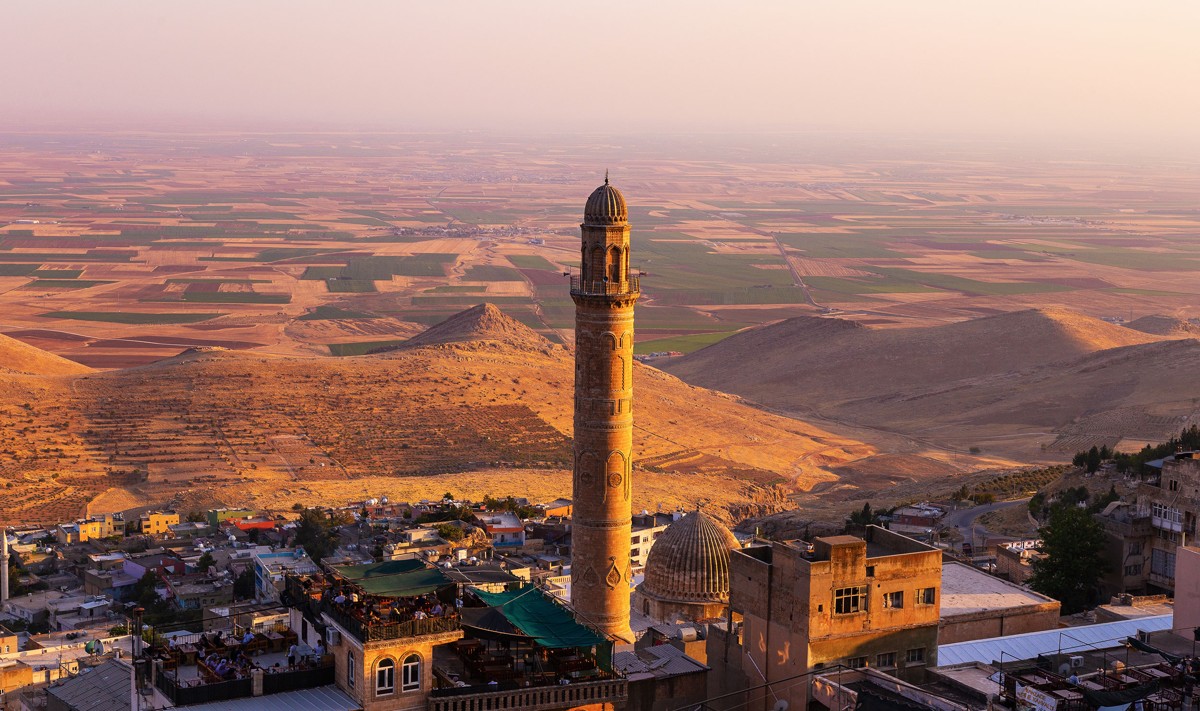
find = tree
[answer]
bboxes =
[294,508,337,562]
[845,503,883,531]
[185,511,207,523]
[1028,506,1109,614]
[1086,446,1102,474]
[233,568,256,600]
[436,522,466,542]
[196,552,215,573]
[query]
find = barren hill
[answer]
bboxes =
[1126,315,1200,338]
[0,332,93,376]
[0,304,888,524]
[399,303,551,351]
[663,308,1194,459]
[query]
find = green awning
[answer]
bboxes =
[332,560,453,598]
[471,585,607,649]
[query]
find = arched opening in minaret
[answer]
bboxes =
[606,246,621,283]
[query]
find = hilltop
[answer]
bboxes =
[663,308,1195,459]
[0,333,93,377]
[399,303,552,351]
[1125,315,1200,338]
[0,304,897,524]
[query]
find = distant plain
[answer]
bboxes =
[1,132,1199,523]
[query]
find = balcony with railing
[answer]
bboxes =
[151,643,334,706]
[430,677,628,711]
[569,274,640,297]
[286,575,461,644]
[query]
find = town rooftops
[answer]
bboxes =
[46,657,132,711]
[614,643,708,680]
[936,614,1173,666]
[940,562,1059,617]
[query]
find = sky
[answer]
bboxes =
[2,1,1198,145]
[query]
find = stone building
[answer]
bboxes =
[1096,451,1200,596]
[570,175,640,644]
[709,526,942,711]
[635,509,740,623]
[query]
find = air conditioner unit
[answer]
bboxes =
[1070,656,1084,668]
[326,628,341,647]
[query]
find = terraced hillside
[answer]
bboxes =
[0,304,889,524]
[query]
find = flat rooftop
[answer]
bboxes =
[940,562,1057,617]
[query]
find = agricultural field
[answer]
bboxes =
[0,132,1198,369]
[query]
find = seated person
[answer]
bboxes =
[242,630,255,645]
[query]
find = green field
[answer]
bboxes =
[805,275,940,295]
[328,339,409,356]
[0,264,40,276]
[26,279,114,289]
[166,278,271,284]
[299,306,379,321]
[507,255,557,270]
[302,254,456,281]
[463,265,525,282]
[863,267,1075,296]
[175,292,291,304]
[776,232,902,258]
[43,311,226,324]
[32,269,83,278]
[326,279,378,293]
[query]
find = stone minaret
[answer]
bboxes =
[1,525,9,603]
[570,175,639,643]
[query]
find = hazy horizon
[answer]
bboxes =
[2,1,1198,151]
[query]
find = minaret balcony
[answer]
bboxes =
[569,274,640,297]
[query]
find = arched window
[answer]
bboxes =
[376,657,395,695]
[402,654,421,692]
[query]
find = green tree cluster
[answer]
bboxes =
[1028,506,1109,614]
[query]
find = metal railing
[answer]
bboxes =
[569,275,640,296]
[429,677,628,711]
[155,670,252,706]
[153,658,333,705]
[321,601,461,643]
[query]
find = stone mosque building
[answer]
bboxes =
[635,508,741,623]
[569,177,742,641]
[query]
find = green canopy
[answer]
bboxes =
[471,585,607,649]
[332,560,453,598]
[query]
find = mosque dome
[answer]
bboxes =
[640,509,740,603]
[583,175,627,225]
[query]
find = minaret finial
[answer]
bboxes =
[604,170,609,185]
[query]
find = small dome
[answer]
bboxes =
[583,176,627,225]
[641,509,740,604]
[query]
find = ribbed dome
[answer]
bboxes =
[583,176,628,225]
[641,509,740,603]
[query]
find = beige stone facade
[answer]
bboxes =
[712,527,942,711]
[296,607,462,711]
[570,179,639,644]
